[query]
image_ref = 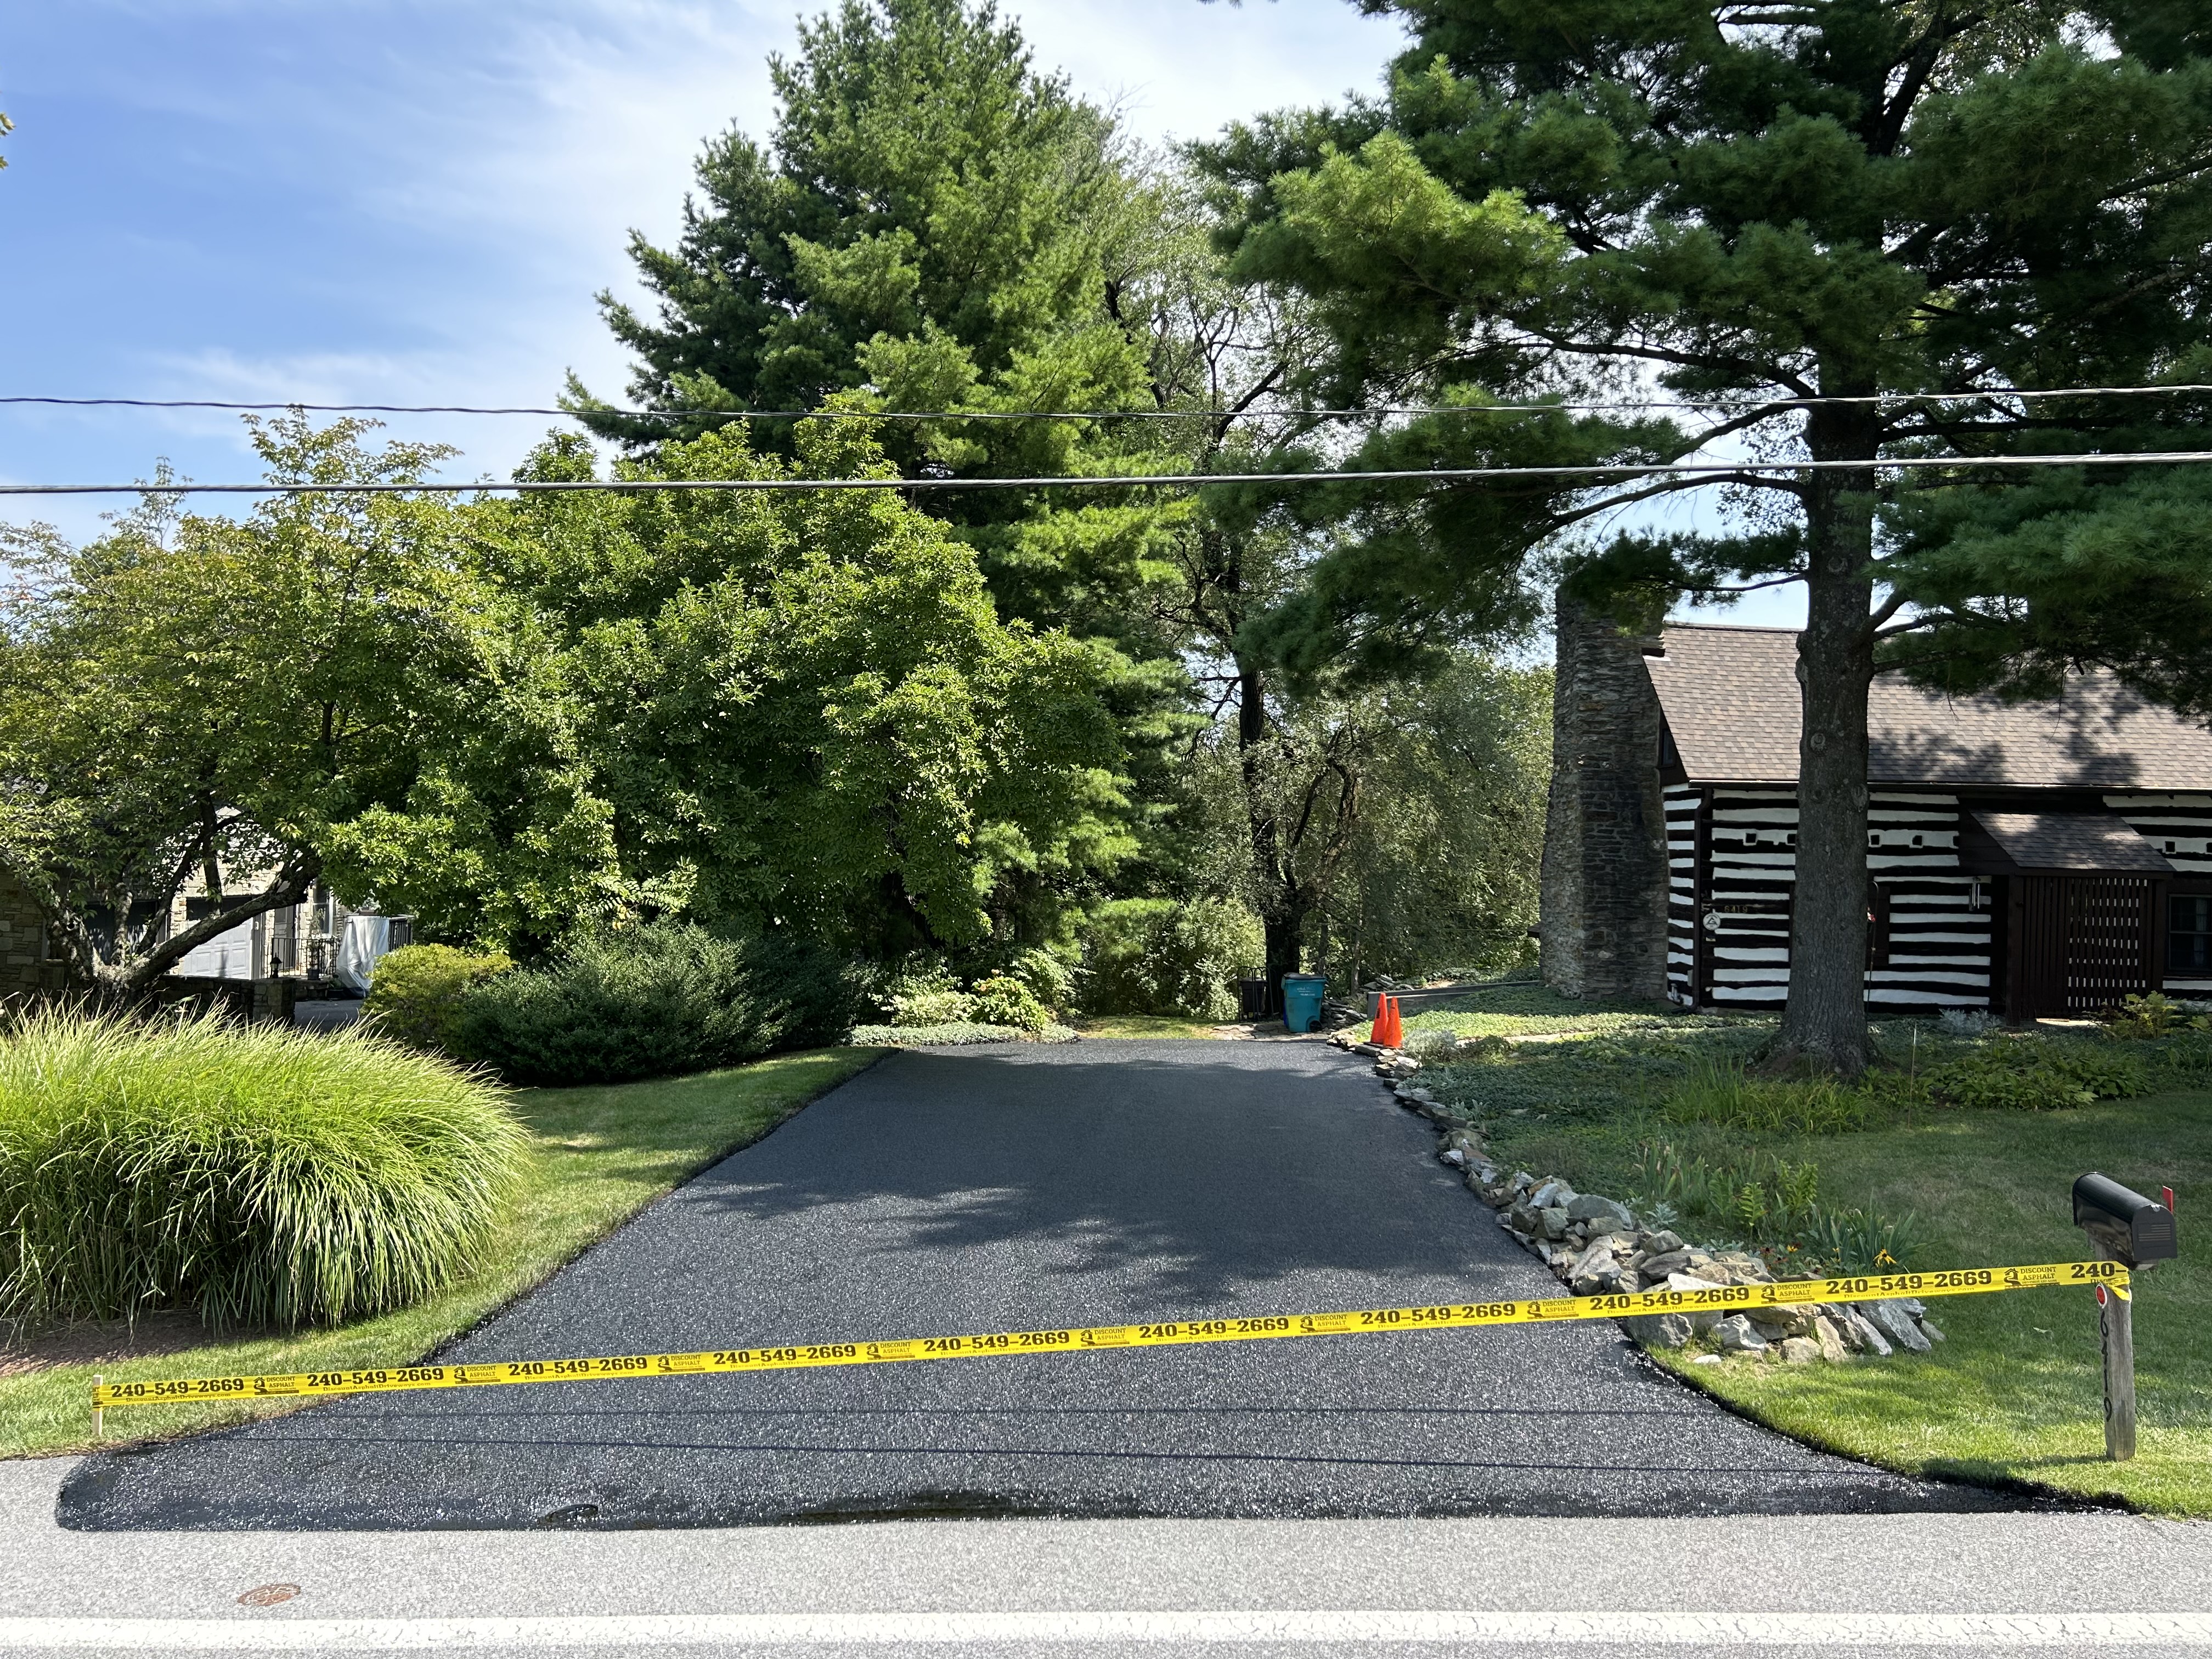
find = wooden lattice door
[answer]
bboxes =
[2063,876,2157,1012]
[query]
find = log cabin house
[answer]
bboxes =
[1541,611,2212,1020]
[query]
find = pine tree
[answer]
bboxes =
[1207,0,2212,1072]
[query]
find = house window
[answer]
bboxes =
[2169,896,2212,974]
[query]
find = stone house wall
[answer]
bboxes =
[1539,603,1672,1001]
[0,871,64,999]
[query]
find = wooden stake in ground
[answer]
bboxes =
[2098,1282,2136,1462]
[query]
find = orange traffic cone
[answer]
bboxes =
[1373,994,1401,1048]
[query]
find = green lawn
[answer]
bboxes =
[1458,1019,2210,1515]
[1,1046,881,1459]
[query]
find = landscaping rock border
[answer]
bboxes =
[1334,1032,1948,1367]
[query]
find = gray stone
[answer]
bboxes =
[1537,1206,1571,1241]
[1530,1178,1576,1210]
[1568,1239,1628,1295]
[1747,1304,1815,1339]
[1510,1171,1536,1193]
[1843,1307,1892,1357]
[1643,1229,1686,1256]
[1639,1249,1692,1280]
[1812,1316,1848,1364]
[1508,1203,1541,1235]
[1580,1217,1637,1243]
[1712,1315,1768,1353]
[1623,1312,1694,1349]
[1439,1147,1467,1167]
[1564,1193,1635,1227]
[1779,1336,1822,1364]
[1861,1300,1932,1354]
[1664,1269,1733,1330]
[1919,1318,1945,1343]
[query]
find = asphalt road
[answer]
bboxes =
[60,1039,2022,1531]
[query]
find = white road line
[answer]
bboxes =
[0,1610,2209,1649]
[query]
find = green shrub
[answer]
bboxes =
[891,986,975,1026]
[969,975,1048,1032]
[1005,946,1080,1018]
[363,944,512,1052]
[2101,991,2208,1039]
[456,923,856,1086]
[0,1011,526,1328]
[1080,898,1261,1020]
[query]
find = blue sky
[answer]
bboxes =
[0,0,1798,626]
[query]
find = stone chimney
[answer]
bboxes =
[1539,601,1671,1001]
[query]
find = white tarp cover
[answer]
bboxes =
[331,913,392,991]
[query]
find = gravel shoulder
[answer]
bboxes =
[60,1040,2024,1530]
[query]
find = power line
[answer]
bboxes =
[3,385,2211,422]
[5,448,2209,498]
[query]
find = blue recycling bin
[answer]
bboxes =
[1280,974,1326,1033]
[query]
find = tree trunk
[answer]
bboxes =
[1779,400,1880,1076]
[1237,662,1301,1011]
[1262,911,1304,1012]
[65,861,322,1007]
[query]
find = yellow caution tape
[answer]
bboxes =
[89,1258,2128,1412]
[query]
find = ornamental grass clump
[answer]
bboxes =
[0,1010,527,1329]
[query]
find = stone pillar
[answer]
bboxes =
[1540,601,1671,1001]
[251,975,301,1026]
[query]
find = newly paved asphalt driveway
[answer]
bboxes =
[61,1040,2016,1530]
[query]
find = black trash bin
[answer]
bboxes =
[1238,977,1273,1019]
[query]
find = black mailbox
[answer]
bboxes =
[2073,1173,2178,1268]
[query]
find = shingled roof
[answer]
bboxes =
[1644,624,2212,788]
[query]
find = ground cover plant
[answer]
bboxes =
[0,1045,879,1457]
[1400,1002,2209,1514]
[1071,1014,1223,1039]
[848,1022,1078,1047]
[0,1012,526,1330]
[1374,984,1752,1043]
